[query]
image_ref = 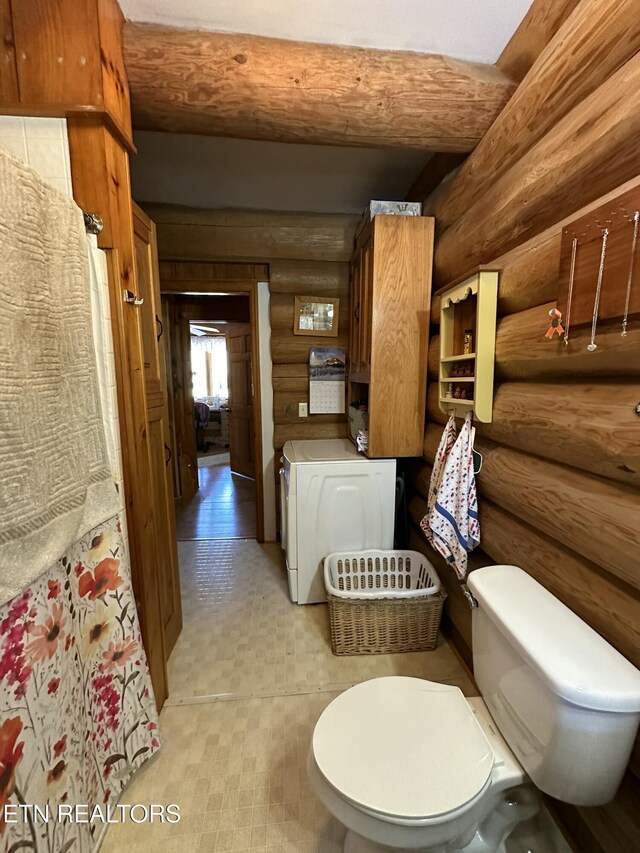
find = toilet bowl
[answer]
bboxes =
[309,677,531,852]
[308,566,640,852]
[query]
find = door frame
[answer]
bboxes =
[161,278,268,543]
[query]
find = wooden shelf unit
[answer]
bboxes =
[439,271,498,422]
[349,214,434,457]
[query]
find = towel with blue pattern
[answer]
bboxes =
[420,414,456,547]
[426,412,480,579]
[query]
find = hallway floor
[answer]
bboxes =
[101,541,568,853]
[176,459,256,540]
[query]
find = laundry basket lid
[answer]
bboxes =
[312,677,493,821]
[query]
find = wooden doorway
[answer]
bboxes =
[160,271,268,543]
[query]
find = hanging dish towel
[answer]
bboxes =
[429,412,480,579]
[420,415,457,546]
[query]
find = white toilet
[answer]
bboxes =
[308,565,640,852]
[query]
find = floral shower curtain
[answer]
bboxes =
[0,514,160,852]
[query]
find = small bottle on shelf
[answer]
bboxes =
[463,329,474,354]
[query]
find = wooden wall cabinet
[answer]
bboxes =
[438,271,498,422]
[349,215,434,457]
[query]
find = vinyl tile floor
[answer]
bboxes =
[175,464,256,541]
[166,540,475,701]
[101,541,567,852]
[101,540,474,852]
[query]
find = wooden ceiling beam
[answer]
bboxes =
[496,0,583,82]
[144,204,357,263]
[123,23,516,152]
[405,0,586,208]
[431,0,640,236]
[433,50,640,285]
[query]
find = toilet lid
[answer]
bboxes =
[313,677,493,821]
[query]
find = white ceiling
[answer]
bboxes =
[131,132,429,214]
[125,1,533,214]
[120,0,533,65]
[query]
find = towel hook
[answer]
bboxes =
[470,420,483,475]
[447,410,482,473]
[123,289,145,306]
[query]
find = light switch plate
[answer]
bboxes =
[298,402,308,418]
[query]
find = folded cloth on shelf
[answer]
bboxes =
[420,415,456,546]
[0,145,118,604]
[428,412,480,579]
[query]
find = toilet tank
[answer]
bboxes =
[467,565,640,806]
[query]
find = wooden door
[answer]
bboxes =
[227,324,256,480]
[160,296,181,499]
[162,298,199,501]
[132,203,183,656]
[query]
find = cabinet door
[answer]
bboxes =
[360,238,374,380]
[349,255,362,375]
[350,232,374,382]
[367,216,433,457]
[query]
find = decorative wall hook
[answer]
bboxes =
[557,185,640,344]
[83,212,103,234]
[622,211,639,338]
[587,228,609,352]
[563,238,578,345]
[545,308,564,339]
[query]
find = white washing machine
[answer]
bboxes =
[280,439,396,604]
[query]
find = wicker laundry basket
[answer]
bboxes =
[324,550,446,656]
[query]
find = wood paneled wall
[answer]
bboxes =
[408,3,640,849]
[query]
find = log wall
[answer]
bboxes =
[148,206,356,527]
[409,3,640,847]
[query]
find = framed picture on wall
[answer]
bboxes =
[293,295,340,337]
